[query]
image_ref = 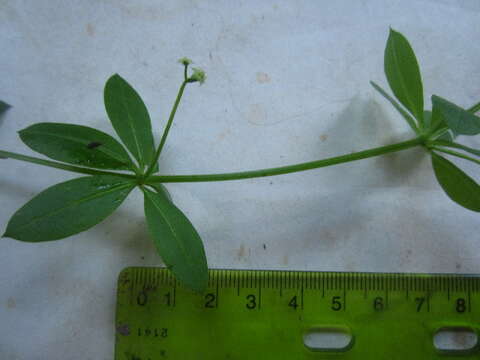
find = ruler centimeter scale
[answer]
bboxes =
[115,268,480,359]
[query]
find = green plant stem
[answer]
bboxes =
[145,80,188,178]
[146,137,423,183]
[468,101,480,114]
[0,150,137,179]
[431,147,480,166]
[1,138,424,183]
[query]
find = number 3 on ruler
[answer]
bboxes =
[246,294,256,309]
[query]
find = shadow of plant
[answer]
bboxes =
[0,101,11,131]
[317,95,431,189]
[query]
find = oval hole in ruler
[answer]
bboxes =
[433,327,478,353]
[303,328,353,352]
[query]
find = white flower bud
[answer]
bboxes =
[188,67,206,85]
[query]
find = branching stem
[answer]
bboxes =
[1,138,424,183]
[144,80,188,178]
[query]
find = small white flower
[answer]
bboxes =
[178,57,193,66]
[188,67,206,85]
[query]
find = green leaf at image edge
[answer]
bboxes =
[143,187,208,293]
[431,95,480,136]
[384,29,424,124]
[431,152,480,212]
[19,123,135,171]
[3,175,135,241]
[104,74,156,169]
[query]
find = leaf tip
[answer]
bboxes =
[189,277,209,294]
[194,267,210,294]
[106,73,123,86]
[0,101,11,112]
[388,26,398,33]
[2,229,14,239]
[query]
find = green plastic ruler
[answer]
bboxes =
[115,268,480,359]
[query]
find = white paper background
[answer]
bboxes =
[1,1,479,358]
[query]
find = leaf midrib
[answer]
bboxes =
[119,82,146,168]
[390,37,421,120]
[12,181,133,233]
[146,191,197,269]
[24,128,129,165]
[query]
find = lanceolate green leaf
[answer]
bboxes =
[0,100,10,115]
[3,176,134,241]
[104,74,156,169]
[431,95,480,136]
[384,29,424,124]
[431,152,480,212]
[19,123,135,170]
[143,188,208,292]
[370,81,418,133]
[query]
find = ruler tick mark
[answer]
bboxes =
[322,277,325,298]
[301,285,304,310]
[385,288,389,310]
[258,286,262,310]
[468,289,472,313]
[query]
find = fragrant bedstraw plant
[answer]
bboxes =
[1,30,479,292]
